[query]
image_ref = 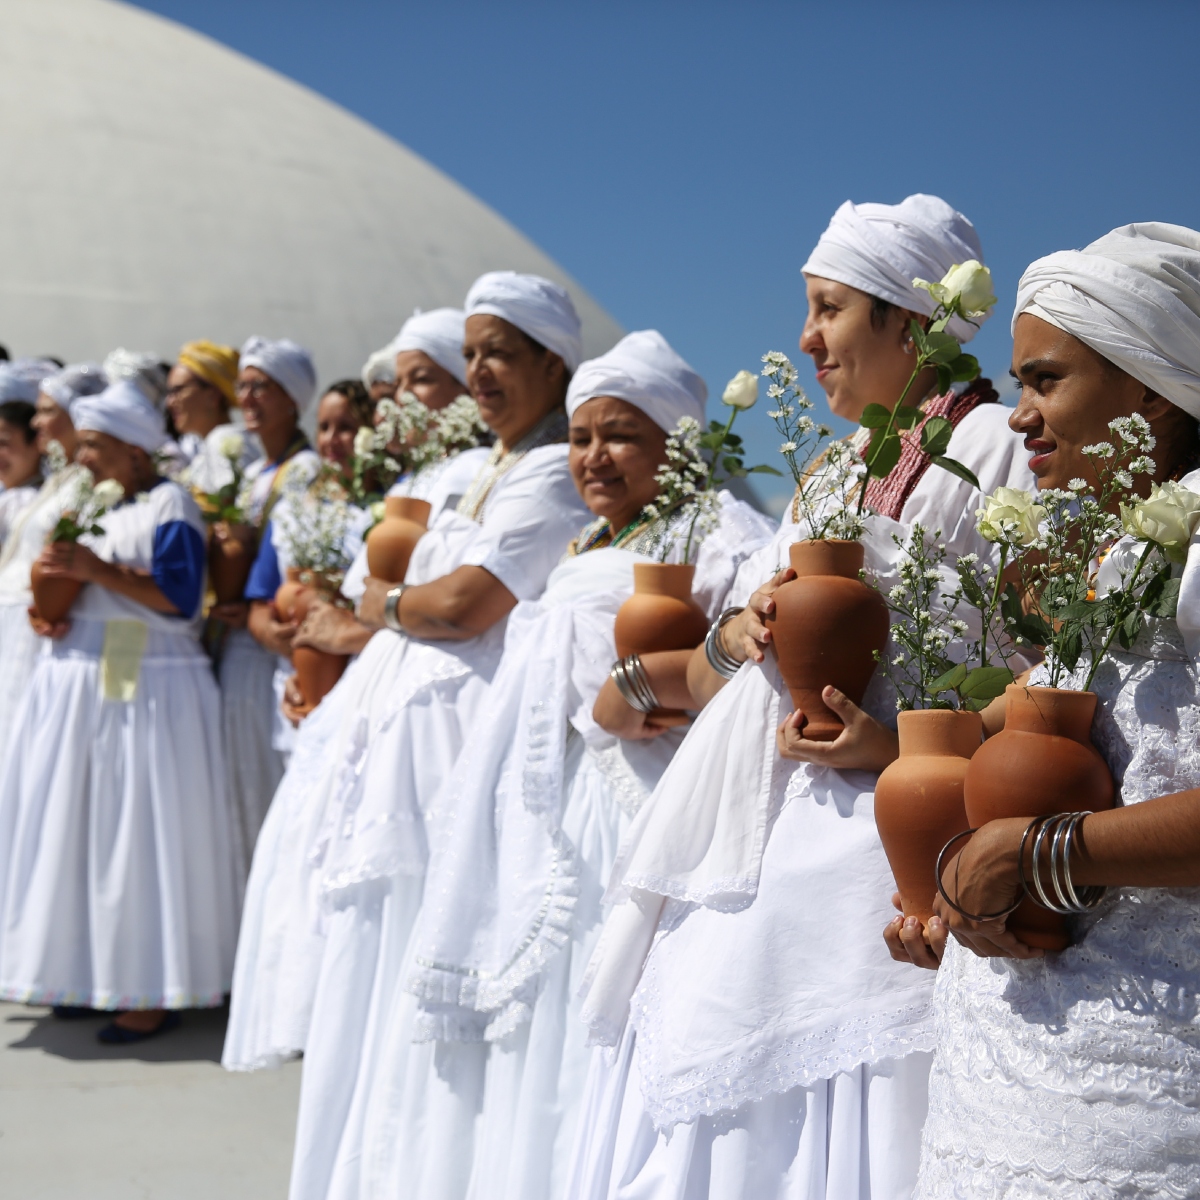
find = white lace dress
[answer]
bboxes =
[916,612,1200,1197]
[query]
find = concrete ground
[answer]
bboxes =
[0,1000,300,1199]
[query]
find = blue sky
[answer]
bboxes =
[133,0,1200,512]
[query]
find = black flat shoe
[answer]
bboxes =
[96,1011,182,1045]
[51,1005,99,1020]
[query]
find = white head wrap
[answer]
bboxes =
[393,307,468,384]
[802,194,988,343]
[41,362,107,415]
[465,271,583,372]
[73,380,169,454]
[566,330,707,434]
[239,336,318,418]
[102,348,169,409]
[361,345,398,389]
[0,358,58,403]
[1014,222,1200,421]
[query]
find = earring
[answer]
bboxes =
[903,337,915,354]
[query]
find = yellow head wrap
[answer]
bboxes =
[177,340,240,406]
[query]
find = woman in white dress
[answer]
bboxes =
[0,381,238,1043]
[0,402,45,542]
[284,272,592,1200]
[893,224,1200,1200]
[569,195,1035,1200]
[389,330,774,1200]
[212,336,320,884]
[221,308,487,1077]
[0,364,107,764]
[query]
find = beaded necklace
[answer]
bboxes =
[456,409,568,523]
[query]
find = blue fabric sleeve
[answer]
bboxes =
[151,520,207,620]
[244,519,282,603]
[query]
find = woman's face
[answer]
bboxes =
[315,390,364,473]
[799,276,927,422]
[394,350,463,413]
[32,392,75,458]
[1009,313,1178,492]
[75,429,148,494]
[236,366,297,441]
[569,396,669,529]
[165,364,226,437]
[0,419,42,489]
[463,314,565,448]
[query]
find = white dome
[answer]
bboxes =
[0,0,623,381]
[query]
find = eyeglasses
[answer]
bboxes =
[235,380,274,400]
[166,379,216,399]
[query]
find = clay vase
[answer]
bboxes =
[874,708,982,925]
[275,568,348,713]
[29,560,83,624]
[366,496,431,584]
[614,563,709,658]
[964,685,1115,950]
[765,540,890,741]
[208,521,257,605]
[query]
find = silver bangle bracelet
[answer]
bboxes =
[610,654,662,714]
[1020,812,1106,915]
[383,584,409,634]
[704,607,743,679]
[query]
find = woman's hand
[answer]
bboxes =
[35,542,105,584]
[883,892,948,970]
[357,577,390,631]
[725,567,796,666]
[26,607,70,639]
[293,601,372,656]
[592,677,681,740]
[932,818,1043,960]
[776,686,899,771]
[209,601,249,629]
[281,674,308,727]
[248,600,298,659]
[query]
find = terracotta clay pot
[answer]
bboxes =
[29,560,83,624]
[875,708,982,924]
[964,685,1114,950]
[366,496,431,584]
[765,540,890,741]
[208,521,256,604]
[275,568,348,712]
[613,562,709,659]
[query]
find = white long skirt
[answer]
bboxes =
[570,1026,932,1200]
[0,601,43,769]
[0,619,238,1009]
[462,743,627,1200]
[219,627,286,891]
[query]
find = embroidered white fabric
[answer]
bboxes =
[917,606,1200,1199]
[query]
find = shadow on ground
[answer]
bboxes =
[3,1002,230,1063]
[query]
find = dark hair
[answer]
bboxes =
[869,295,897,330]
[321,379,374,426]
[0,344,8,361]
[0,400,38,443]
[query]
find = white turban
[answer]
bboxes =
[102,348,169,409]
[566,330,707,434]
[393,307,468,385]
[240,336,318,417]
[0,358,58,402]
[802,194,988,343]
[361,346,398,389]
[1014,222,1200,421]
[465,271,583,372]
[41,362,107,415]
[73,380,169,454]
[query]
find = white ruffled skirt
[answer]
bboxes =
[0,618,238,1009]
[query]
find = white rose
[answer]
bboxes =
[217,432,243,460]
[91,479,126,509]
[976,486,1045,546]
[1120,481,1200,562]
[353,426,377,458]
[722,369,758,410]
[914,260,997,318]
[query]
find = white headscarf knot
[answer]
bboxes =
[1014,222,1200,421]
[41,362,108,416]
[802,194,988,343]
[566,330,707,434]
[393,308,468,385]
[239,336,318,418]
[73,381,169,454]
[465,271,583,372]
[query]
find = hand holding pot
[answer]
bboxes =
[293,601,371,657]
[932,818,1045,961]
[776,686,898,771]
[725,566,797,666]
[26,606,70,640]
[593,675,687,740]
[248,601,299,659]
[36,541,104,583]
[281,674,307,727]
[884,892,947,971]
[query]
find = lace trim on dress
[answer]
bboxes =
[586,742,652,819]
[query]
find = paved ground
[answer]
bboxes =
[0,1001,300,1199]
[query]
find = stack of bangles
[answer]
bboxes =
[935,811,1107,922]
[610,654,662,714]
[382,583,409,633]
[704,606,743,680]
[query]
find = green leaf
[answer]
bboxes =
[930,455,981,490]
[929,315,951,335]
[865,430,902,478]
[1058,599,1096,622]
[949,352,981,383]
[909,319,930,353]
[1117,608,1143,649]
[722,455,743,472]
[1059,627,1083,672]
[960,666,1014,701]
[920,416,954,457]
[747,464,784,475]
[930,662,968,694]
[699,432,726,450]
[859,403,892,429]
[924,331,962,365]
[935,365,953,395]
[892,406,922,430]
[1143,571,1181,619]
